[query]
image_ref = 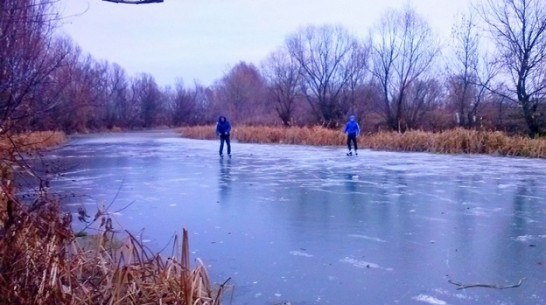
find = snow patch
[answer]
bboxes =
[289,250,313,258]
[515,235,546,242]
[348,234,387,243]
[412,294,448,305]
[340,257,393,271]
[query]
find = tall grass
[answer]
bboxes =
[179,125,546,158]
[363,129,546,158]
[179,125,346,145]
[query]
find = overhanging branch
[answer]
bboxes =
[102,0,164,4]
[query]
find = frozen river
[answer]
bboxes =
[38,130,545,305]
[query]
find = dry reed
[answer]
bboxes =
[0,131,66,154]
[178,125,546,158]
[0,191,226,305]
[178,125,345,146]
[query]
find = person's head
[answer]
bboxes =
[349,115,355,121]
[219,116,226,123]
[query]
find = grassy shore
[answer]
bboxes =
[179,125,546,158]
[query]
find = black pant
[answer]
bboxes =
[219,134,231,155]
[347,133,357,151]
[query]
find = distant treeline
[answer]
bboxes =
[1,0,545,137]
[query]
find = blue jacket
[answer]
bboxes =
[216,116,231,135]
[344,120,360,135]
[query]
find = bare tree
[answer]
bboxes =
[405,78,444,129]
[0,0,67,133]
[261,48,303,126]
[286,25,368,126]
[369,6,440,131]
[450,13,479,127]
[448,12,495,128]
[131,73,163,128]
[478,0,546,137]
[104,63,130,128]
[213,62,268,124]
[169,80,202,126]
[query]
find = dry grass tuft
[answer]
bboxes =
[0,192,226,305]
[362,128,546,158]
[179,125,546,158]
[0,131,66,154]
[178,125,345,146]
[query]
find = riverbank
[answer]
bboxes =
[179,125,546,158]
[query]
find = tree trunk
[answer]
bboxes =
[521,100,539,138]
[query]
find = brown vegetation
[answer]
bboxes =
[0,131,66,154]
[179,125,546,158]
[0,184,226,305]
[1,131,66,185]
[179,125,345,145]
[364,129,546,158]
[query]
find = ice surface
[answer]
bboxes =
[27,130,546,305]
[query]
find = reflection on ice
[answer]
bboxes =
[35,130,546,305]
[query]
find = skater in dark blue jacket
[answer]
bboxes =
[216,116,231,157]
[343,115,360,156]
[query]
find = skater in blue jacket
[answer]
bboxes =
[216,116,231,157]
[343,115,360,156]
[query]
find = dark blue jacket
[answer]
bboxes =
[344,120,360,135]
[216,116,231,135]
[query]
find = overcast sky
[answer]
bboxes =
[56,0,473,87]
